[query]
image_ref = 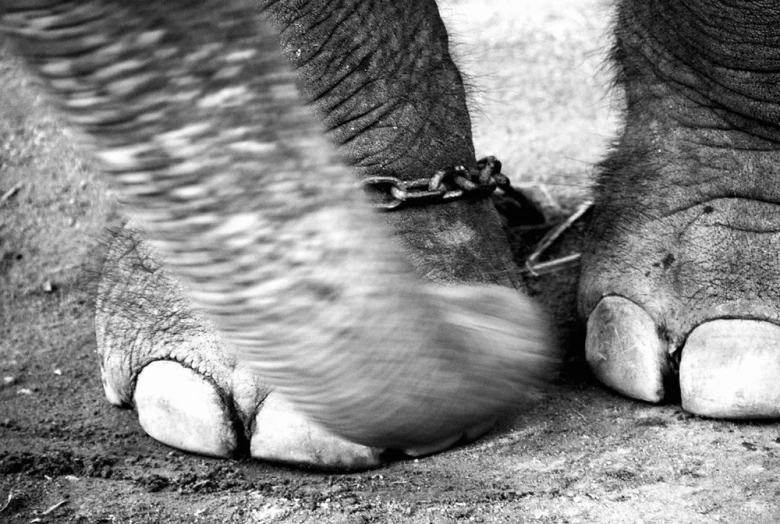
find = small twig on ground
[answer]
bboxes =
[0,183,21,204]
[40,499,67,515]
[524,199,593,276]
[525,253,583,276]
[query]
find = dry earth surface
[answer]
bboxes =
[3,1,780,522]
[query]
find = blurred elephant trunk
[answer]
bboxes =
[0,0,554,448]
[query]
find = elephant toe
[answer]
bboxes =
[134,360,239,458]
[585,296,674,403]
[251,392,383,470]
[680,320,780,419]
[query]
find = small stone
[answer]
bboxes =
[2,376,16,386]
[53,369,62,376]
[17,388,33,395]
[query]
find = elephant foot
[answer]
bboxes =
[578,0,780,420]
[96,225,500,469]
[579,126,780,420]
[96,225,379,469]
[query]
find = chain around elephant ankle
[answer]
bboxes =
[361,156,509,210]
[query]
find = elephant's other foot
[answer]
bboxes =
[97,226,503,469]
[578,0,780,420]
[579,116,780,420]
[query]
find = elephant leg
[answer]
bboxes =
[1,0,555,467]
[580,0,780,417]
[264,1,522,289]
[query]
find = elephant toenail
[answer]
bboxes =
[586,297,673,403]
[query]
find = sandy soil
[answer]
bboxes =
[3,1,780,523]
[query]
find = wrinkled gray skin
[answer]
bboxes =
[3,0,780,470]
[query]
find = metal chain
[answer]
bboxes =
[359,155,593,276]
[361,156,511,210]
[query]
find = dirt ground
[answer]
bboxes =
[3,1,780,523]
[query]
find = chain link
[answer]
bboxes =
[361,156,512,210]
[359,155,590,276]
[358,155,594,277]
